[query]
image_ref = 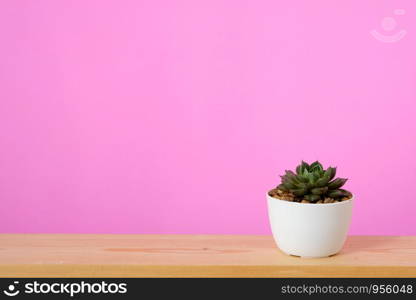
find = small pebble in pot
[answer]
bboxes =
[324,197,334,203]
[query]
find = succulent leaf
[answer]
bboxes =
[283,181,297,189]
[328,178,348,190]
[327,189,346,198]
[309,161,323,172]
[298,175,309,183]
[296,182,308,190]
[324,167,337,181]
[296,164,303,175]
[301,161,310,171]
[316,174,330,187]
[304,194,321,202]
[292,188,307,196]
[285,170,296,177]
[338,189,352,198]
[277,184,289,192]
[311,187,328,195]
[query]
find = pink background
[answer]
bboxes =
[1,1,415,235]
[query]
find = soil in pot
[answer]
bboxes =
[268,188,351,204]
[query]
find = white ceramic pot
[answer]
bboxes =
[267,194,353,258]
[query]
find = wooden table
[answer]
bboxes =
[0,235,415,277]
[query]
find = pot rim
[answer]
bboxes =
[267,193,354,206]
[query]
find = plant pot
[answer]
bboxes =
[267,193,353,258]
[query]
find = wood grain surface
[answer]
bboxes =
[0,235,415,277]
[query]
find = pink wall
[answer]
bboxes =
[0,1,415,235]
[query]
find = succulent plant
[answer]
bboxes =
[276,161,352,202]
